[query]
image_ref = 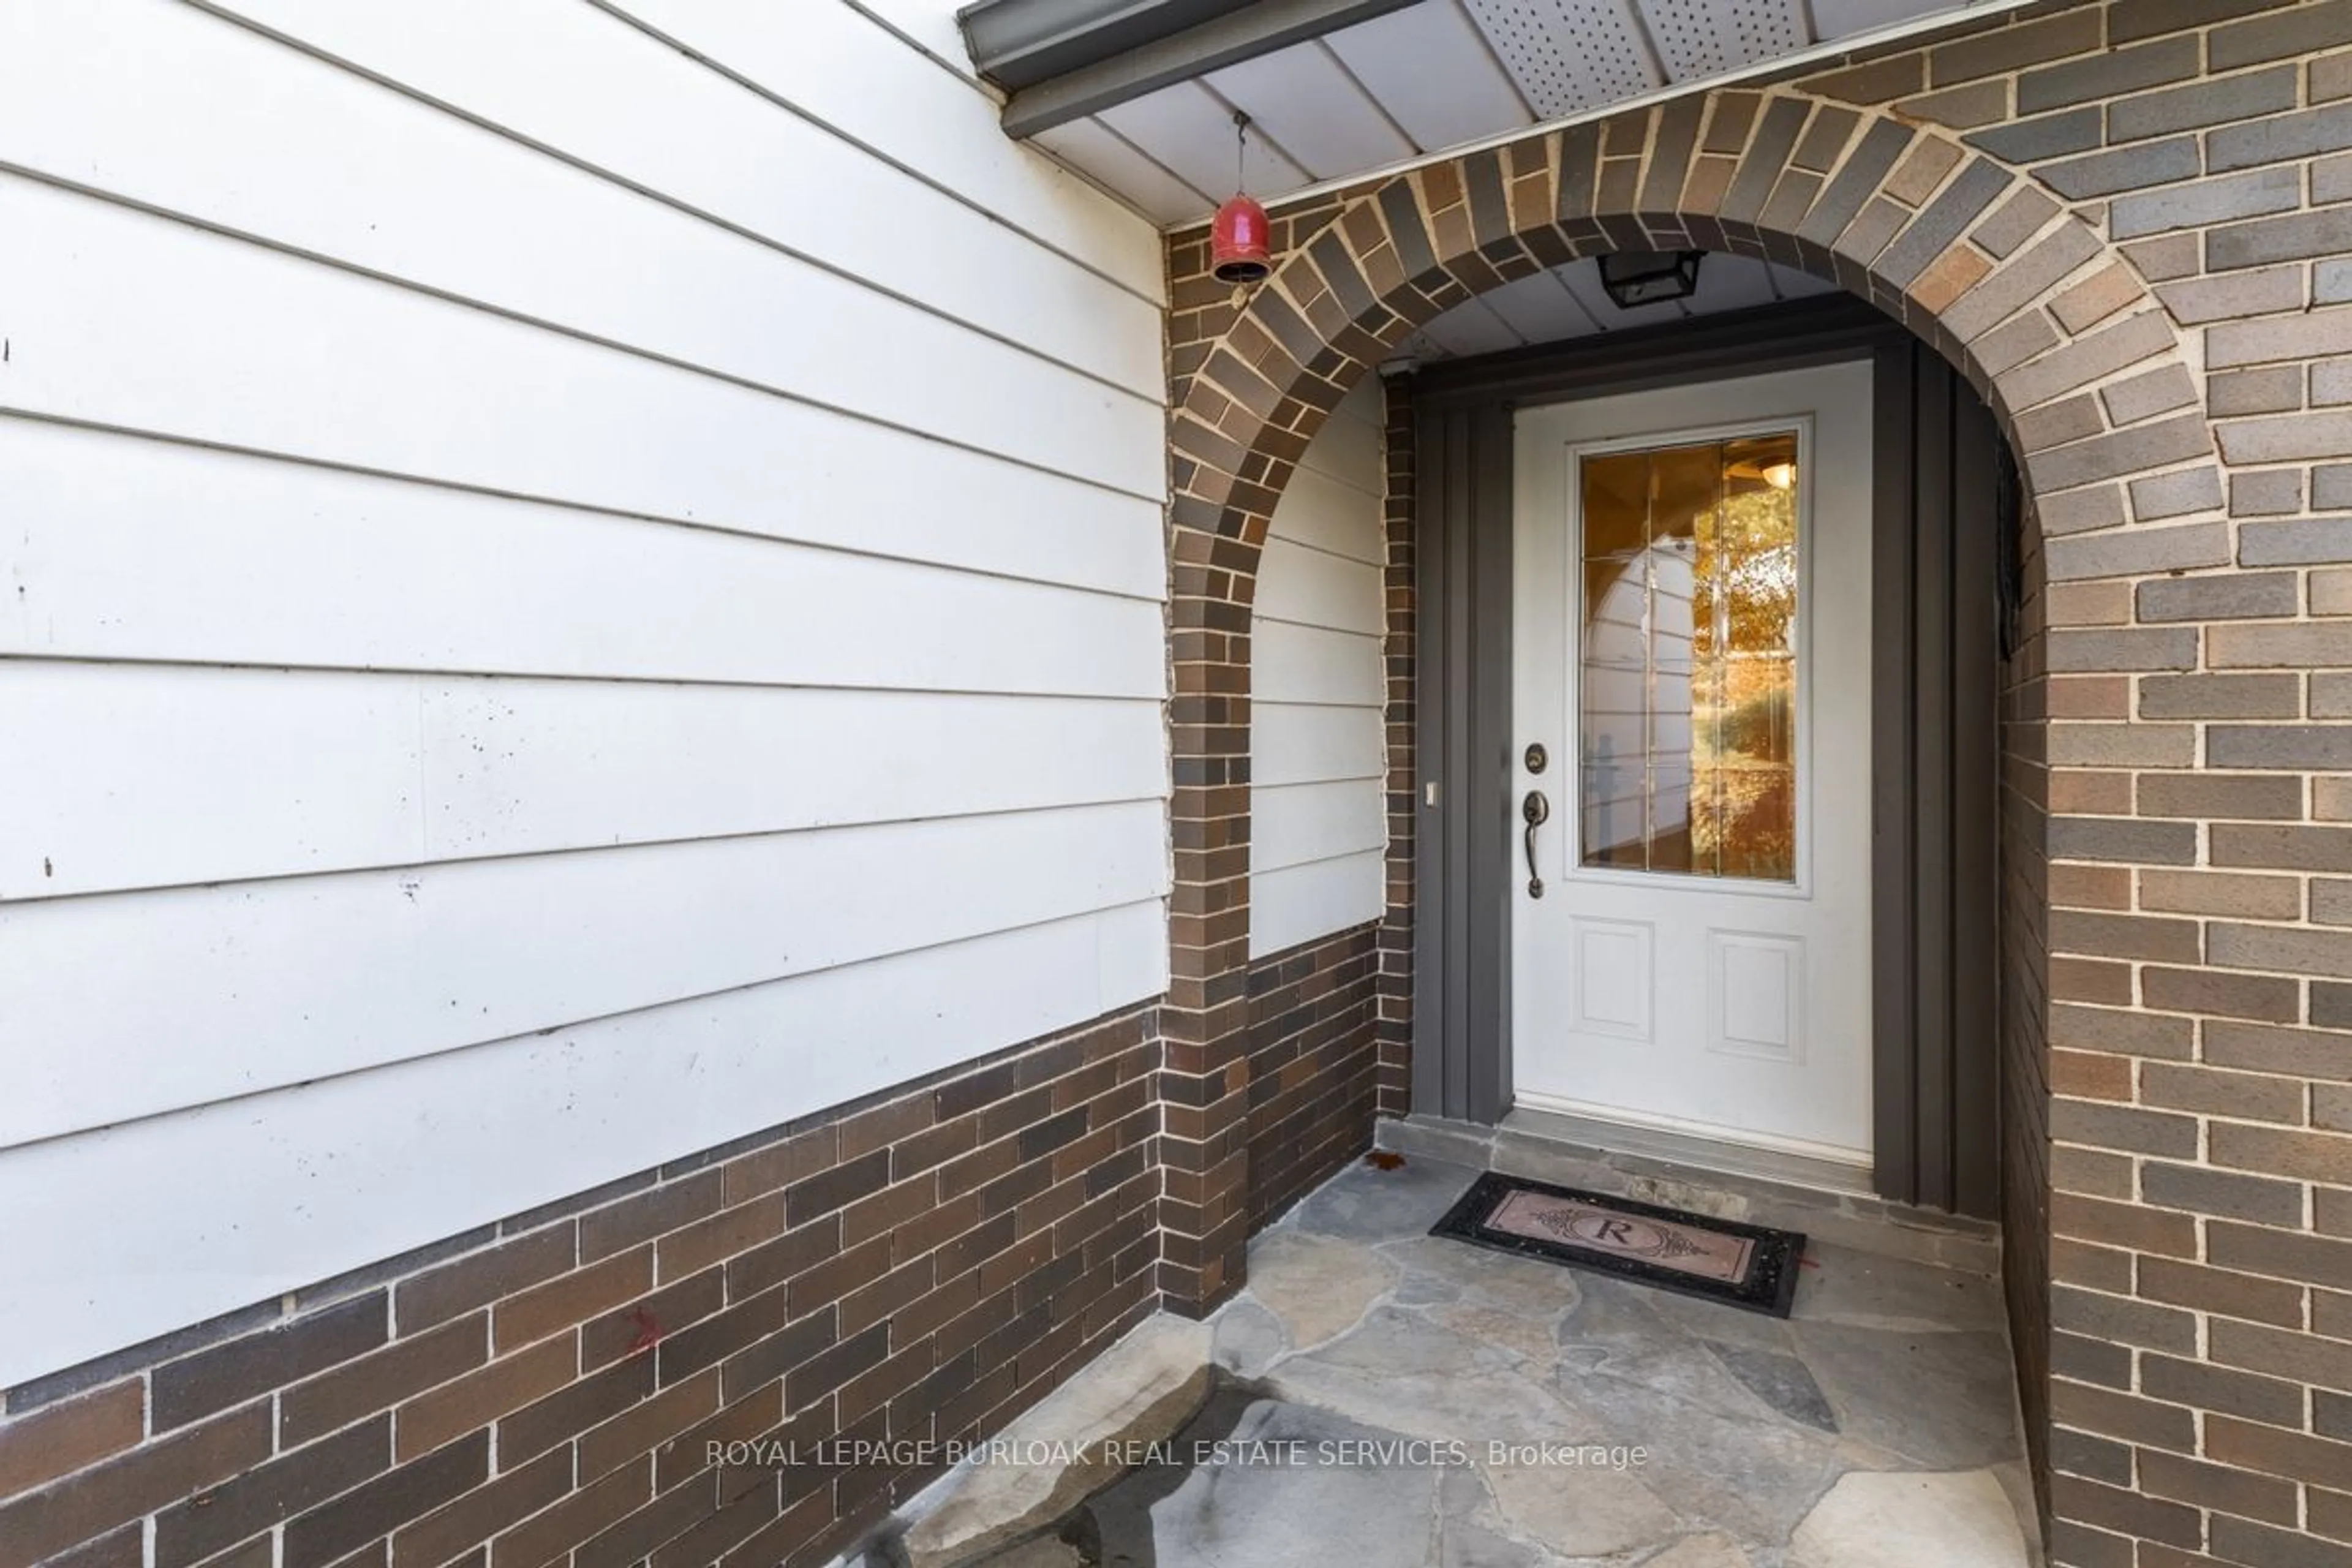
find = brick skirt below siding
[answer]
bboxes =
[0,1005,1163,1568]
[1246,924,1384,1231]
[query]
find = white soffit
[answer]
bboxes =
[1464,0,1656,116]
[1812,0,1961,36]
[1640,0,1808,83]
[1323,2,1534,154]
[1031,117,1221,224]
[1204,42,1418,178]
[1027,0,2035,227]
[1476,266,1602,341]
[1409,252,1838,360]
[1095,78,1313,201]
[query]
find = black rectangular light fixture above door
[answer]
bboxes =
[1598,251,1705,309]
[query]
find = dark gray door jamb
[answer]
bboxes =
[1406,297,2002,1216]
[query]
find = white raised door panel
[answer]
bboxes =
[1568,917,1654,1040]
[1709,930,1807,1063]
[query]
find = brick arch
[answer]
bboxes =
[1169,86,2204,580]
[1159,86,2218,1315]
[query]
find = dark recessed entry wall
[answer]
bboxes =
[1407,296,2005,1218]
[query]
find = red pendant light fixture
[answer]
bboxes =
[1211,111,1272,285]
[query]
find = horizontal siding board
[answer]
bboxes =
[1253,780,1388,870]
[0,0,1163,398]
[1268,466,1387,566]
[606,0,1159,293]
[0,0,1179,1401]
[1,801,1169,1148]
[1255,537,1385,633]
[1250,399,1390,957]
[827,0,978,82]
[1292,384,1385,488]
[1253,621,1385,706]
[1253,703,1386,788]
[0,428,1161,692]
[5,427,1156,639]
[203,0,1161,301]
[0,666,1164,900]
[1252,852,1385,959]
[0,903,1164,1391]
[0,176,1159,498]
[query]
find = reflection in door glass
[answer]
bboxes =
[1577,432,1798,882]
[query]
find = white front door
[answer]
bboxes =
[1510,360,1875,1167]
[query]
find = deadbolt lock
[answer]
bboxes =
[1524,742,1548,775]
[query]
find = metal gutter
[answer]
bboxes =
[961,0,1425,137]
[962,0,1259,89]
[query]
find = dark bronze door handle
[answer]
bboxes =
[1523,790,1550,899]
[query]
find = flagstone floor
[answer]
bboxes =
[922,1148,2039,1568]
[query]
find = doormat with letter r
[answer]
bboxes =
[1431,1172,1806,1317]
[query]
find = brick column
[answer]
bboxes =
[1377,371,1419,1118]
[1158,529,1256,1315]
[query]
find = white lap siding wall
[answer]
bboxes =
[1248,382,1391,959]
[0,0,1167,1390]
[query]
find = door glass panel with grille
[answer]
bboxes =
[1578,432,1800,882]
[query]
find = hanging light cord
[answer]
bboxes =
[1233,110,1250,194]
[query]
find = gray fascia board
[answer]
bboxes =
[990,0,1425,138]
[961,0,1261,91]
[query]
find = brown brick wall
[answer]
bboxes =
[2007,496,2057,1528]
[1378,372,1418,1120]
[1245,924,1384,1229]
[1160,2,2352,1562]
[0,938,1409,1568]
[0,1006,1162,1568]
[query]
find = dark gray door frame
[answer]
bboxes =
[1408,296,2002,1215]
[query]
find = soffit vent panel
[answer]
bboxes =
[1463,0,1660,117]
[1634,0,1808,82]
[1814,0,1954,41]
